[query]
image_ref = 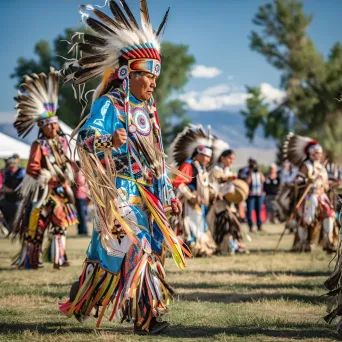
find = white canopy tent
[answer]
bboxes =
[0,132,31,159]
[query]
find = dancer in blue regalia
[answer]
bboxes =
[59,0,190,335]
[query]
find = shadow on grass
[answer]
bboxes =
[169,269,330,277]
[245,248,297,254]
[179,291,325,305]
[1,321,340,340]
[172,281,323,291]
[166,322,341,340]
[0,322,131,335]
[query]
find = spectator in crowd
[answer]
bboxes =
[264,163,280,223]
[280,159,298,185]
[246,159,265,232]
[74,161,89,236]
[238,158,255,181]
[0,156,25,231]
[12,154,21,165]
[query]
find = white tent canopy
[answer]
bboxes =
[0,132,31,159]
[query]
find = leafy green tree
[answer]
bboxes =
[11,30,195,146]
[241,0,342,161]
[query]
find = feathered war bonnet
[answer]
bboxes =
[14,67,60,138]
[63,0,169,109]
[282,132,322,167]
[168,124,230,169]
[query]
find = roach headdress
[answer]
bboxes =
[14,67,60,138]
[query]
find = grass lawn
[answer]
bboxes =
[0,224,339,342]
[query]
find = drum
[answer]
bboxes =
[224,179,249,204]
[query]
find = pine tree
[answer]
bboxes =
[241,0,342,161]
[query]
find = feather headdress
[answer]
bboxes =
[64,0,169,90]
[169,125,229,168]
[282,132,320,167]
[14,67,60,138]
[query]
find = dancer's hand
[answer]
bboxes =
[171,199,182,216]
[112,128,127,148]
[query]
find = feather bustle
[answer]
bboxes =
[282,132,316,167]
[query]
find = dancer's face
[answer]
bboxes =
[221,153,235,167]
[41,122,59,139]
[130,72,157,102]
[196,154,211,168]
[313,151,323,161]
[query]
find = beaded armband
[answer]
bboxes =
[95,134,113,151]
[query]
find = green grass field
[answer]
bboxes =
[0,224,339,342]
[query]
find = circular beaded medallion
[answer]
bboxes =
[132,108,151,136]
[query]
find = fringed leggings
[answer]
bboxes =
[60,251,173,332]
[12,209,48,269]
[43,226,68,267]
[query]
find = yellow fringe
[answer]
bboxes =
[27,208,41,239]
[66,265,96,317]
[137,184,186,270]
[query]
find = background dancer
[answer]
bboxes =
[282,133,337,253]
[209,149,248,254]
[170,125,226,257]
[11,68,78,269]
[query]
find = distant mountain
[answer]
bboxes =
[186,110,276,167]
[187,110,276,150]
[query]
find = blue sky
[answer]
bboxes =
[0,0,341,112]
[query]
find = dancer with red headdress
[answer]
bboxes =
[58,0,190,335]
[282,133,337,253]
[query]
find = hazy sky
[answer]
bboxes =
[1,0,341,112]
